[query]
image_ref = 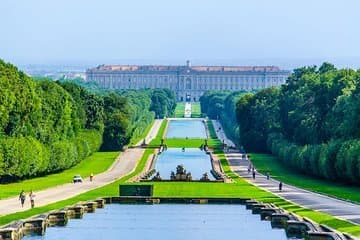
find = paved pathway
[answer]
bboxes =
[0,120,163,217]
[212,120,360,225]
[184,102,191,118]
[135,119,163,146]
[212,120,236,148]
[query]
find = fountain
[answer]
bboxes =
[170,165,192,181]
[152,172,162,181]
[155,148,215,180]
[200,173,210,181]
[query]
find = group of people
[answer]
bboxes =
[248,164,283,192]
[19,190,35,208]
[247,164,256,179]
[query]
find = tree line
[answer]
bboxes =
[236,63,360,185]
[200,90,247,144]
[200,63,360,185]
[0,60,176,182]
[100,88,176,150]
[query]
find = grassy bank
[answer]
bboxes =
[174,102,185,117]
[158,138,221,148]
[206,120,217,139]
[173,102,201,118]
[191,102,201,118]
[251,153,360,203]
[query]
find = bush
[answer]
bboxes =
[318,140,341,180]
[0,136,49,182]
[336,140,360,183]
[50,140,78,172]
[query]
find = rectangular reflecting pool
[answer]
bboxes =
[166,119,207,139]
[24,204,287,240]
[155,148,214,180]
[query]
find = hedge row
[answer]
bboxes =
[268,133,360,184]
[0,130,102,182]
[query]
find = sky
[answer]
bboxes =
[1,0,360,69]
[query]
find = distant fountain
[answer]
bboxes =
[170,171,175,180]
[200,173,210,181]
[152,171,162,181]
[170,164,192,181]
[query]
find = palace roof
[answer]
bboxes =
[88,64,286,73]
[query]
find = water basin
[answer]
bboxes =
[155,148,214,180]
[166,120,207,139]
[23,204,287,240]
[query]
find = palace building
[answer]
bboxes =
[86,61,290,101]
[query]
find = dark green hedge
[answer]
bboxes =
[267,133,360,184]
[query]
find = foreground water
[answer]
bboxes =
[155,148,214,180]
[24,204,286,240]
[166,120,207,139]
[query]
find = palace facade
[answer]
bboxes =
[86,61,290,101]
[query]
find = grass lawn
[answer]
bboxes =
[206,120,217,139]
[250,153,360,204]
[156,138,222,148]
[173,102,201,118]
[0,151,119,200]
[191,102,201,118]
[174,102,185,117]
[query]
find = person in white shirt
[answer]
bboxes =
[29,190,35,208]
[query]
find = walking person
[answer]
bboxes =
[279,181,283,192]
[19,190,26,208]
[252,170,256,179]
[29,190,35,208]
[90,173,94,182]
[266,172,270,180]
